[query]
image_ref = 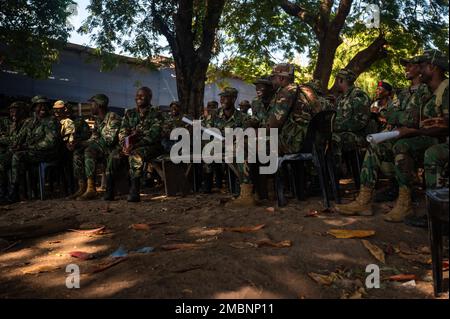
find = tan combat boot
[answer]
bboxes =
[68,179,87,199]
[384,186,413,223]
[226,183,256,207]
[77,177,97,200]
[334,186,374,216]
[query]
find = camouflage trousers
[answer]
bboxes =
[0,150,12,183]
[109,145,162,179]
[360,141,395,188]
[392,136,438,188]
[84,140,116,178]
[10,149,58,185]
[424,142,449,189]
[332,131,367,160]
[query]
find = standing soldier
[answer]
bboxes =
[78,94,121,200]
[52,100,91,198]
[7,96,61,203]
[332,68,372,164]
[251,77,275,128]
[108,87,163,202]
[0,102,31,201]
[200,100,218,128]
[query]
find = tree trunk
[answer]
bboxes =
[329,34,387,95]
[313,34,342,91]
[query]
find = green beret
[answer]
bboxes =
[336,68,357,82]
[271,63,295,77]
[399,56,422,66]
[31,95,49,105]
[88,94,109,107]
[9,101,28,110]
[219,87,238,97]
[253,77,273,86]
[415,49,449,71]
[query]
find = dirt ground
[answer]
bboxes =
[0,182,448,299]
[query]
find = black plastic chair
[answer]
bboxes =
[426,188,449,297]
[275,110,340,208]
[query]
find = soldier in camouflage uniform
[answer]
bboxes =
[230,64,322,206]
[251,77,275,128]
[332,69,371,165]
[53,100,91,198]
[203,88,251,199]
[161,101,187,153]
[200,101,219,129]
[107,87,163,202]
[238,100,251,114]
[78,94,121,200]
[304,79,334,111]
[335,51,448,222]
[7,96,61,203]
[0,102,31,201]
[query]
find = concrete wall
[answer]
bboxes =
[0,45,256,110]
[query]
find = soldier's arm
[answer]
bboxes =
[28,121,59,151]
[65,119,76,144]
[118,114,130,148]
[268,88,296,129]
[335,92,370,132]
[136,120,162,147]
[102,114,122,147]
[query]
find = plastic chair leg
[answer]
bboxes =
[428,215,444,296]
[326,153,341,204]
[275,166,288,207]
[38,163,46,201]
[314,147,330,208]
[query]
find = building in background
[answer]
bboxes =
[0,43,256,116]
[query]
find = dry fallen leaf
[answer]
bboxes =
[362,240,385,264]
[388,274,418,282]
[229,242,258,249]
[305,210,319,218]
[22,265,61,274]
[308,272,336,286]
[255,239,292,248]
[224,224,265,233]
[130,224,151,231]
[327,229,376,239]
[266,207,275,213]
[398,253,431,265]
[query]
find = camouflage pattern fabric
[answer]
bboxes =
[424,142,449,189]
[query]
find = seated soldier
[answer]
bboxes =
[53,100,91,198]
[107,87,163,202]
[332,69,372,166]
[230,64,322,206]
[0,102,32,202]
[78,94,121,200]
[161,101,185,153]
[371,81,393,115]
[7,96,61,203]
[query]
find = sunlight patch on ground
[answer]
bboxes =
[213,286,282,299]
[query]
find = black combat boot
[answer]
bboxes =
[127,177,141,202]
[103,174,115,201]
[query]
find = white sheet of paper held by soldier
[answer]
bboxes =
[366,130,400,144]
[181,117,224,141]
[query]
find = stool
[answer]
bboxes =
[426,188,449,297]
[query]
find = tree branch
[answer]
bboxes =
[331,0,353,31]
[279,0,320,36]
[345,33,388,76]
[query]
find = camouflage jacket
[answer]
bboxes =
[22,116,61,152]
[59,118,75,144]
[90,112,122,149]
[161,113,188,138]
[199,113,216,128]
[251,97,271,128]
[0,117,11,151]
[386,84,431,128]
[268,83,322,130]
[119,107,162,148]
[212,108,249,134]
[0,117,34,150]
[334,86,371,133]
[72,117,92,142]
[420,78,449,127]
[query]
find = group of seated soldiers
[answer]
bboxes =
[0,49,448,227]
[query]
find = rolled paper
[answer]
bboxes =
[182,116,224,141]
[366,130,400,144]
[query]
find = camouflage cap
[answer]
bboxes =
[8,101,28,110]
[239,100,251,107]
[253,77,272,86]
[336,68,357,82]
[88,94,109,107]
[305,79,324,95]
[218,87,238,97]
[31,95,49,105]
[399,56,422,66]
[53,100,65,109]
[271,63,295,77]
[416,49,449,71]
